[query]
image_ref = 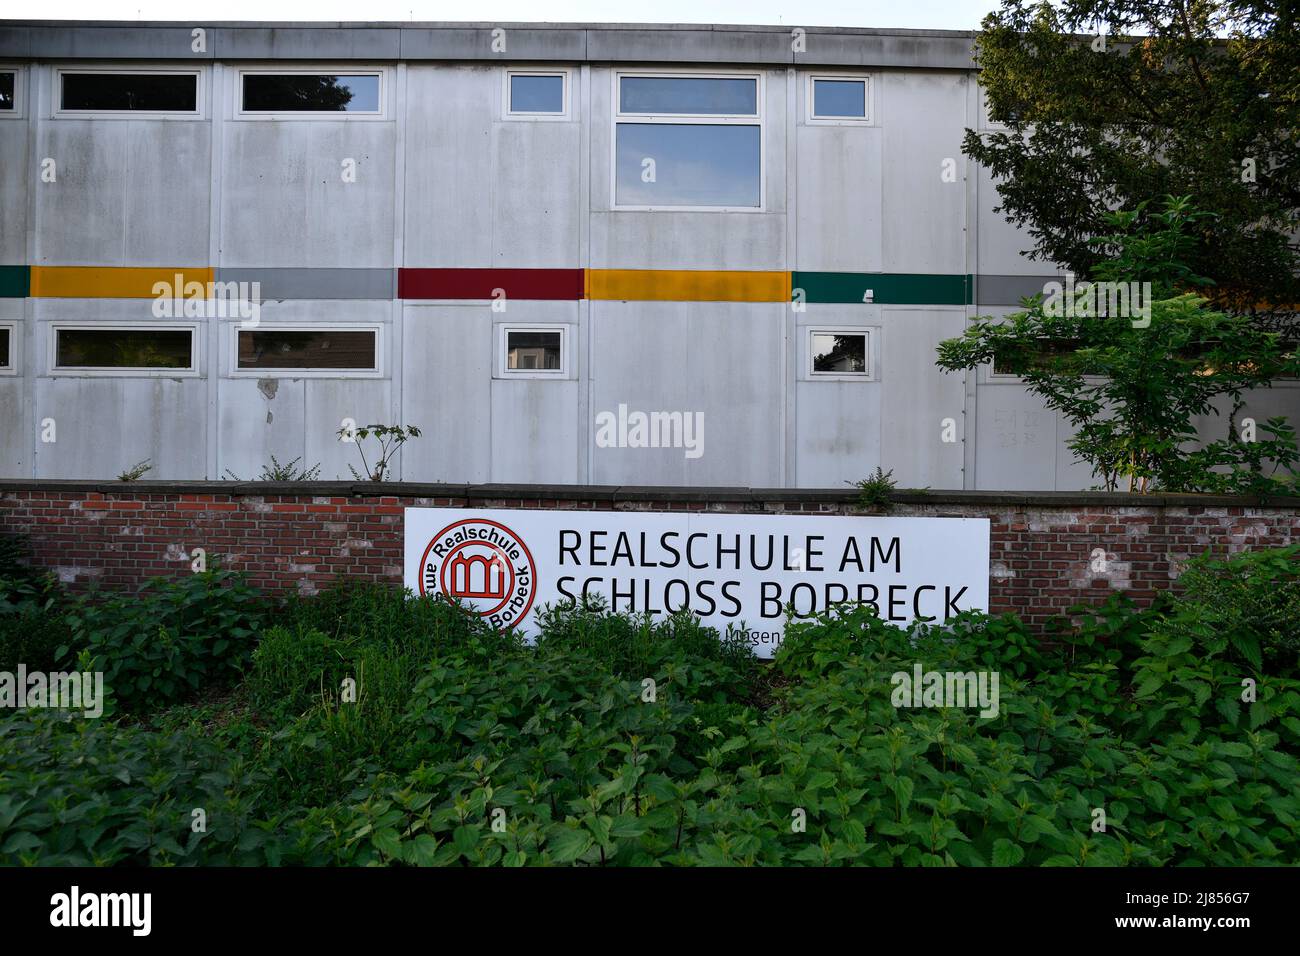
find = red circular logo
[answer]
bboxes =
[418,519,537,629]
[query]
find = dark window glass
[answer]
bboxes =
[507,331,562,371]
[992,338,1079,376]
[0,72,14,110]
[813,79,866,118]
[61,73,197,111]
[616,123,761,207]
[242,74,380,112]
[238,330,376,370]
[56,329,192,369]
[620,76,757,115]
[812,333,867,374]
[510,74,564,113]
[0,327,9,367]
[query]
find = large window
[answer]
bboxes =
[52,326,197,375]
[58,71,198,113]
[614,72,762,210]
[241,72,381,113]
[235,328,379,374]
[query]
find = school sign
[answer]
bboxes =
[404,509,990,657]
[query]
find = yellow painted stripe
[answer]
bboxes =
[30,266,215,298]
[587,269,789,303]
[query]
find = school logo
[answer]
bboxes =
[418,518,537,629]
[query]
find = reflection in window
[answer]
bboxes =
[56,329,193,369]
[813,79,866,118]
[615,123,761,208]
[992,338,1079,376]
[620,76,757,115]
[61,73,197,112]
[811,332,867,374]
[506,330,562,371]
[509,73,564,113]
[242,74,380,112]
[237,330,377,370]
[0,72,14,110]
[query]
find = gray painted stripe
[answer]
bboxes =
[975,274,1061,306]
[215,268,395,301]
[1,22,979,70]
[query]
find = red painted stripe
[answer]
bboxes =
[398,268,584,300]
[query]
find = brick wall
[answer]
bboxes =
[2,481,1297,630]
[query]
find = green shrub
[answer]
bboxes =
[61,563,264,713]
[0,574,72,674]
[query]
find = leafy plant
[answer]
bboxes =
[336,423,421,482]
[223,455,323,481]
[116,459,152,482]
[852,467,896,512]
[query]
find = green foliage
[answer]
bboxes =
[937,198,1300,493]
[853,467,897,512]
[335,423,422,482]
[1,557,1297,866]
[964,0,1300,312]
[116,459,152,482]
[223,455,322,481]
[60,564,264,713]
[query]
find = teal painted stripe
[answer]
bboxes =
[794,272,971,306]
[0,265,29,298]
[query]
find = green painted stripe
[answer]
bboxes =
[0,266,29,298]
[793,272,971,306]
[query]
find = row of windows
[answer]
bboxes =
[0,325,875,380]
[0,68,869,209]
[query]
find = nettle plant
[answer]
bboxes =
[937,198,1300,493]
[337,423,422,482]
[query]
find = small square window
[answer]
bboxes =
[810,330,869,377]
[0,72,14,111]
[810,76,869,122]
[507,330,562,371]
[508,73,565,115]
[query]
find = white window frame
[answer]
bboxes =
[228,322,385,379]
[53,67,205,120]
[611,68,766,213]
[49,323,201,378]
[0,65,25,119]
[807,74,872,125]
[235,66,389,121]
[807,327,873,381]
[0,321,17,375]
[497,324,569,379]
[503,68,571,121]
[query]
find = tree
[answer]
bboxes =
[936,197,1300,493]
[964,0,1300,316]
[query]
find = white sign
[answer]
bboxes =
[404,508,990,658]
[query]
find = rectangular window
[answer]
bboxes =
[810,330,869,377]
[54,328,195,372]
[0,71,14,111]
[499,326,567,378]
[508,72,565,115]
[0,326,11,370]
[991,338,1079,377]
[237,329,377,371]
[811,77,868,119]
[614,73,762,210]
[242,73,381,113]
[60,72,197,112]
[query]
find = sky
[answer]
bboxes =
[4,1,1006,30]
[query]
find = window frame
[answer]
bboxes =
[235,66,389,121]
[0,321,17,375]
[228,322,385,379]
[807,327,873,381]
[503,68,572,121]
[611,68,766,213]
[497,324,569,379]
[53,67,204,120]
[806,73,872,125]
[0,65,24,119]
[48,323,201,378]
